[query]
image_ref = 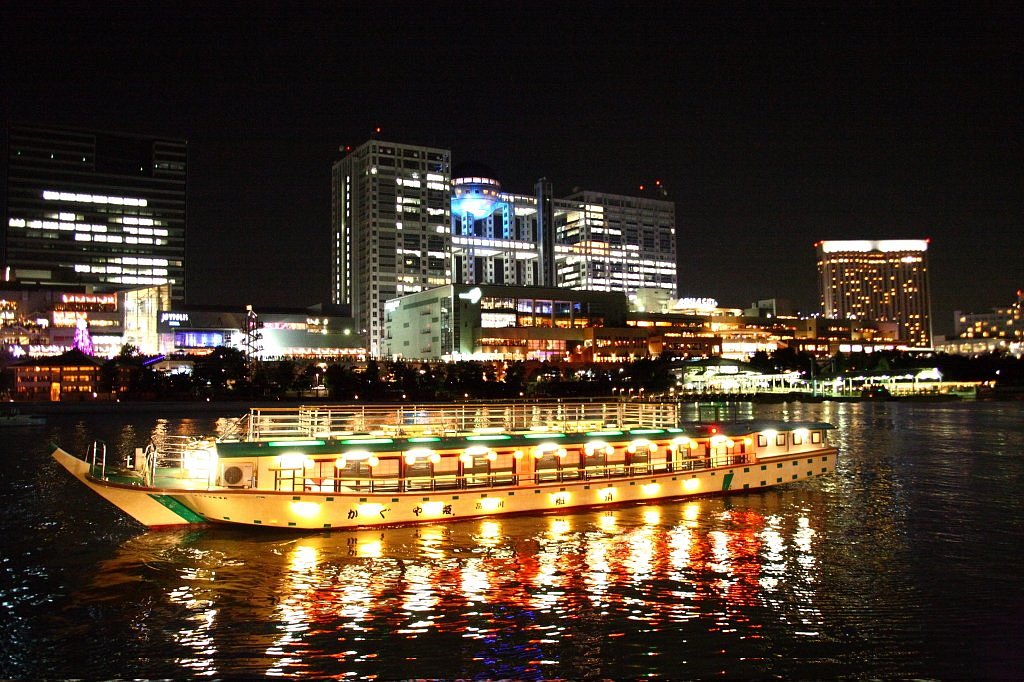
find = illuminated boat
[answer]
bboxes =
[51,401,838,530]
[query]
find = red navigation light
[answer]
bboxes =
[639,185,645,191]
[655,179,661,185]
[375,126,382,134]
[709,426,718,434]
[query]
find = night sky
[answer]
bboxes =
[2,2,1021,336]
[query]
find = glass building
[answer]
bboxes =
[3,124,187,301]
[816,239,932,347]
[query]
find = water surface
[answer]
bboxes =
[2,401,1021,679]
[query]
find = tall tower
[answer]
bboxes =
[816,239,933,347]
[331,140,451,355]
[535,177,555,287]
[3,123,188,301]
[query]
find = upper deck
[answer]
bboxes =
[230,400,686,442]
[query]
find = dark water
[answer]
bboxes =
[2,401,1022,679]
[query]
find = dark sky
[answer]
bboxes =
[2,2,1021,336]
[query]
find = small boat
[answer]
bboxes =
[0,410,46,427]
[51,400,838,530]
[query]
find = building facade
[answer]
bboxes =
[0,283,155,358]
[154,306,364,359]
[11,349,103,401]
[937,290,1024,357]
[332,139,676,356]
[816,239,932,347]
[383,284,631,361]
[3,124,187,301]
[331,140,452,356]
[557,190,676,293]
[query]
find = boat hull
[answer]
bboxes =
[52,445,837,530]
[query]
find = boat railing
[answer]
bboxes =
[87,441,108,478]
[218,413,251,441]
[151,435,197,468]
[246,400,681,440]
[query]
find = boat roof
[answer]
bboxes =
[214,420,833,458]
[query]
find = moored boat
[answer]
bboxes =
[51,400,838,530]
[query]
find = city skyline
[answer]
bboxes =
[2,2,1021,336]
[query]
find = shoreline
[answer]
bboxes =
[8,390,1021,416]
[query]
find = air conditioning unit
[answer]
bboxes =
[221,462,254,488]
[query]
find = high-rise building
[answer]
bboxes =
[331,140,452,355]
[3,124,187,301]
[816,239,932,347]
[557,190,676,293]
[332,138,677,355]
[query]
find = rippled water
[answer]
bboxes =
[2,401,1022,679]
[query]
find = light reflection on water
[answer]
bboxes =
[2,401,1023,679]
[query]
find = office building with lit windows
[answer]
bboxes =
[3,124,187,301]
[556,190,676,293]
[936,290,1024,357]
[331,140,452,356]
[332,139,676,355]
[816,239,932,347]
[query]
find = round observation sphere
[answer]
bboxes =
[452,162,502,220]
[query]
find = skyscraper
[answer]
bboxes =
[331,140,452,355]
[816,239,932,347]
[3,124,187,301]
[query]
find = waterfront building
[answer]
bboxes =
[0,282,159,358]
[816,239,933,348]
[154,304,364,360]
[10,348,103,401]
[332,139,676,356]
[0,284,359,361]
[3,124,187,301]
[383,283,630,361]
[936,290,1024,357]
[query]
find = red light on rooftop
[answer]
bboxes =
[639,185,645,191]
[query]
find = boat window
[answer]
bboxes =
[337,460,370,478]
[776,434,787,447]
[811,431,822,443]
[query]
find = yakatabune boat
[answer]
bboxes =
[51,400,837,530]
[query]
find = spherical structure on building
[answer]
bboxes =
[451,162,502,220]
